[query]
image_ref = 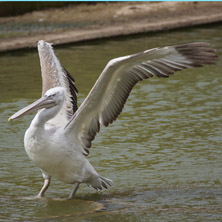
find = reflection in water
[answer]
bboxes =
[0,24,222,221]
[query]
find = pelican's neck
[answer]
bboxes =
[31,105,61,129]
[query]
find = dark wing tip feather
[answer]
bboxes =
[62,67,78,114]
[175,42,218,66]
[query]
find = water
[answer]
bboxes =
[0,24,222,221]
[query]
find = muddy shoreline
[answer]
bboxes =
[0,2,222,52]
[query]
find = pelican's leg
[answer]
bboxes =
[68,182,80,199]
[37,172,51,198]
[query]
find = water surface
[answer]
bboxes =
[0,24,222,221]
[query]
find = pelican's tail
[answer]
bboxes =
[99,176,113,189]
[88,175,113,190]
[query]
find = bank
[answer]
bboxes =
[0,1,222,52]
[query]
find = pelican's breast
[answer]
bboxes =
[24,125,51,163]
[24,125,87,183]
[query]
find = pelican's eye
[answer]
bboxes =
[49,93,56,98]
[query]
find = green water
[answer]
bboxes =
[0,24,222,221]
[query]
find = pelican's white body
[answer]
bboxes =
[23,90,101,188]
[24,124,97,185]
[9,40,217,198]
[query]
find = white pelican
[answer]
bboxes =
[9,40,217,199]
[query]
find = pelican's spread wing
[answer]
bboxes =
[65,42,218,155]
[38,40,78,126]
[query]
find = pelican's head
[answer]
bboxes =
[9,87,65,121]
[44,87,65,106]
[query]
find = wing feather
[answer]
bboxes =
[65,42,218,155]
[38,40,78,126]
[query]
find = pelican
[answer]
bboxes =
[9,40,217,199]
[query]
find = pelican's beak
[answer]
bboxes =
[8,96,55,121]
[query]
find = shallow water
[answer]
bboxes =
[0,24,222,221]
